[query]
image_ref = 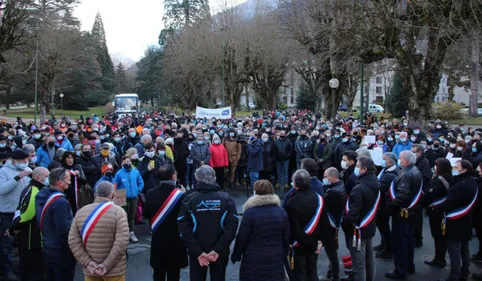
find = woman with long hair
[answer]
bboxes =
[422,158,452,268]
[61,151,89,215]
[231,180,289,281]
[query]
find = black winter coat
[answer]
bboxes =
[342,165,357,195]
[174,138,189,169]
[324,181,347,240]
[261,140,275,172]
[439,172,478,241]
[378,167,398,215]
[415,155,433,193]
[143,183,188,270]
[178,182,238,258]
[76,155,100,188]
[273,137,293,161]
[389,164,423,220]
[422,176,450,239]
[285,189,324,255]
[344,173,381,239]
[137,156,164,193]
[231,194,289,281]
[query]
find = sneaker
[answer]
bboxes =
[344,260,352,269]
[186,185,191,191]
[129,231,138,243]
[341,255,352,262]
[424,259,446,268]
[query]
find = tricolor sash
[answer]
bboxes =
[428,197,447,208]
[377,169,385,181]
[328,211,343,229]
[292,193,324,248]
[389,179,423,210]
[69,170,79,211]
[445,189,478,220]
[39,193,65,230]
[349,191,381,251]
[151,189,184,232]
[80,202,115,245]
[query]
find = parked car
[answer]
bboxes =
[368,104,384,113]
[338,104,349,112]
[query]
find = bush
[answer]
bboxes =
[432,101,463,120]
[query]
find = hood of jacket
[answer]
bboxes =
[243,194,280,211]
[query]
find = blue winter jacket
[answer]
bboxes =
[247,138,263,172]
[393,141,413,159]
[36,145,54,168]
[56,137,74,151]
[35,187,74,265]
[113,167,144,199]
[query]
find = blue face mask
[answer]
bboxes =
[452,170,459,176]
[210,130,215,135]
[0,143,6,148]
[380,159,387,168]
[16,162,28,171]
[322,178,330,185]
[130,132,136,138]
[473,147,478,153]
[114,137,121,142]
[229,133,235,137]
[397,159,402,167]
[43,178,49,186]
[193,133,198,138]
[427,138,432,142]
[354,167,360,177]
[197,141,204,145]
[388,137,393,142]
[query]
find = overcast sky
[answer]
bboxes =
[74,0,244,62]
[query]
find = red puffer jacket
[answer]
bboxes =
[209,144,229,168]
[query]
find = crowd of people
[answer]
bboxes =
[0,110,482,281]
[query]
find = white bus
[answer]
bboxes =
[112,93,140,118]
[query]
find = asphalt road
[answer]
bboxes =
[62,187,482,281]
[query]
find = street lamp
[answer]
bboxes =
[329,78,339,122]
[59,93,64,117]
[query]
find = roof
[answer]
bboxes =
[115,93,138,97]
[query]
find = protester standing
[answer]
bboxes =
[69,181,129,281]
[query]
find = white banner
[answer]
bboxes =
[195,106,232,120]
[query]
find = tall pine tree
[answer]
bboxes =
[115,63,129,93]
[159,0,211,46]
[385,70,409,117]
[91,13,115,97]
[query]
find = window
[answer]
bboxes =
[290,93,295,104]
[376,76,382,84]
[376,87,382,94]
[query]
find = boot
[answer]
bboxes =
[129,231,138,243]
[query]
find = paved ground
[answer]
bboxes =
[11,186,482,281]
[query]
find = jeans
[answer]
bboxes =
[391,219,415,277]
[447,240,470,281]
[349,238,375,281]
[0,213,13,278]
[276,160,289,186]
[325,242,340,281]
[293,252,319,281]
[249,172,259,192]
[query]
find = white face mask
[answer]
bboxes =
[457,146,463,151]
[450,144,456,149]
[145,151,155,158]
[341,160,348,170]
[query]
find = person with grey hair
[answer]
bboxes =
[356,148,371,159]
[178,165,238,281]
[343,156,380,281]
[135,134,153,158]
[385,150,422,280]
[285,169,326,281]
[411,144,433,248]
[322,167,346,281]
[69,181,129,280]
[23,143,38,170]
[374,152,399,259]
[393,131,413,159]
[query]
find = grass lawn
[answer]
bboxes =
[2,106,106,120]
[451,117,482,125]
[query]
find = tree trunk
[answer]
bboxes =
[245,83,249,109]
[150,97,154,107]
[5,87,10,110]
[470,33,480,117]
